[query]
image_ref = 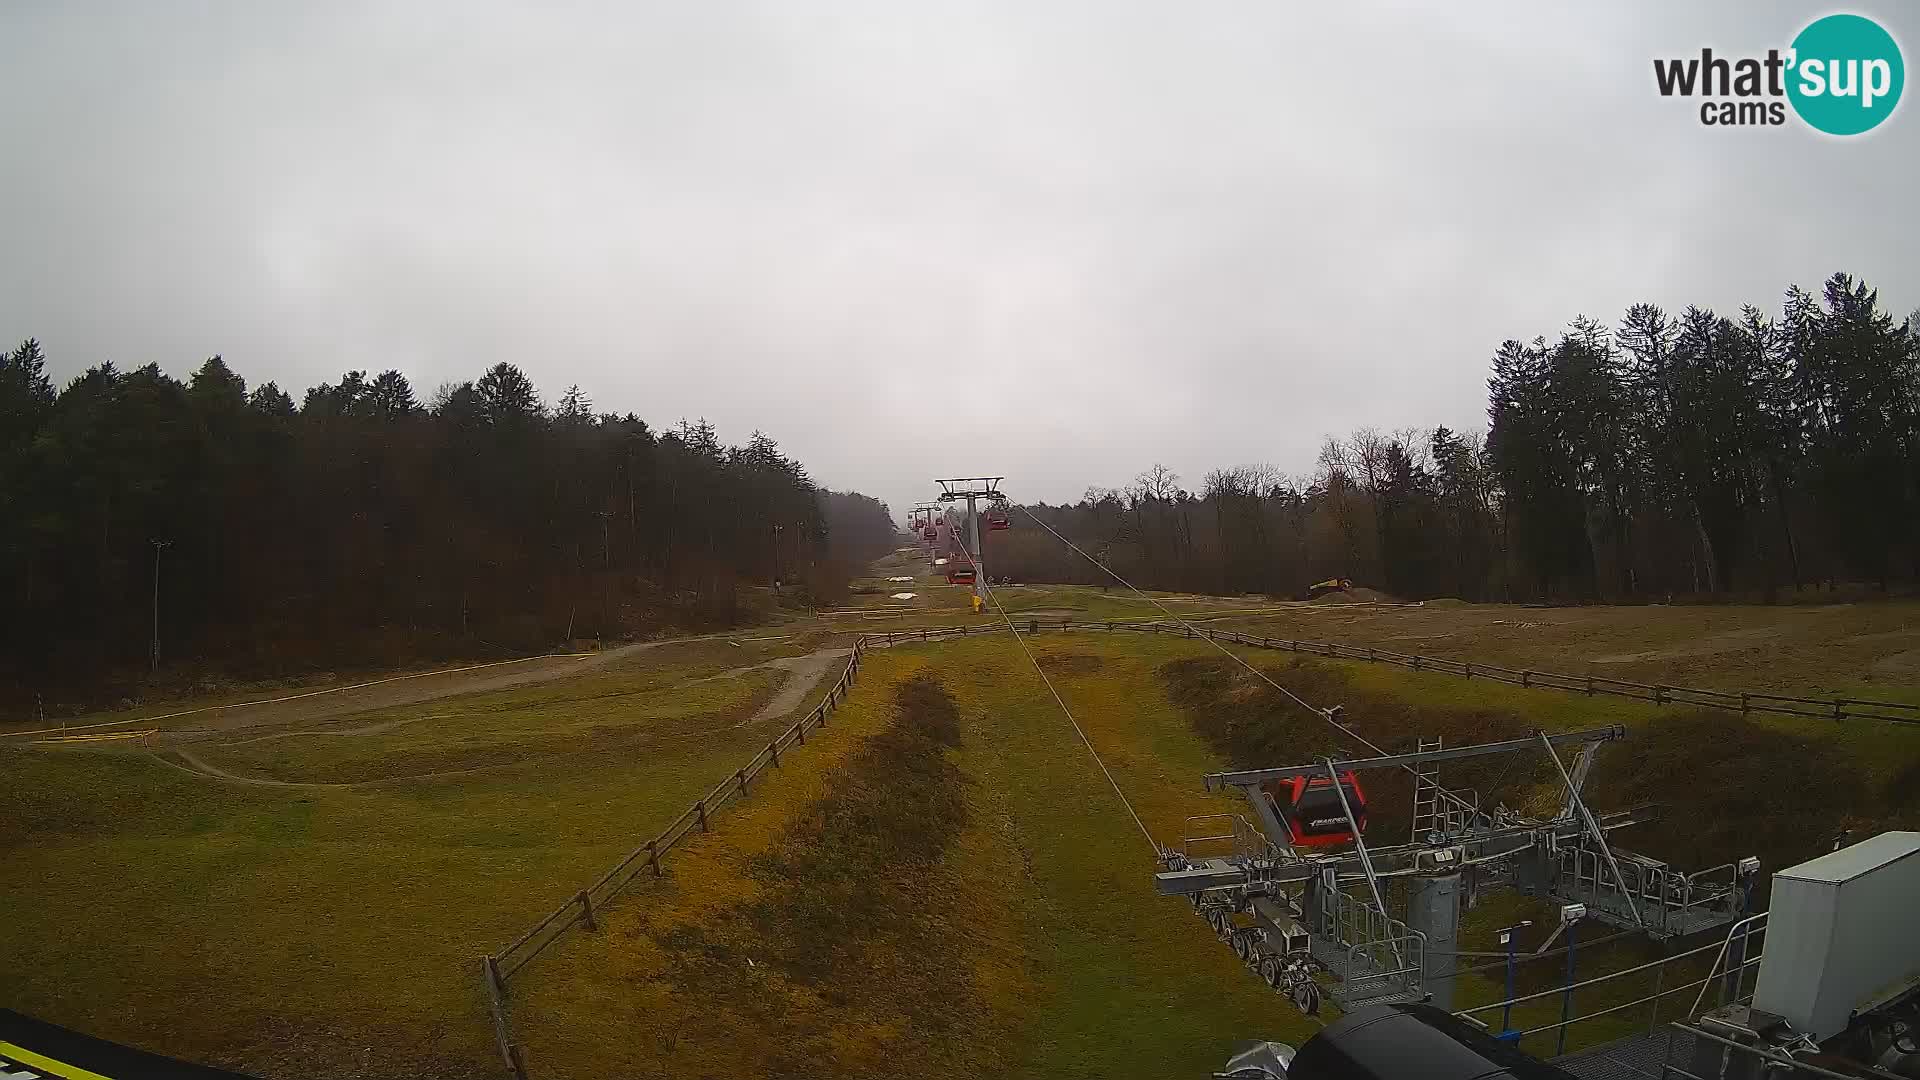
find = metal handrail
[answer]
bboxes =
[1458,933,1734,1016]
[1689,911,1769,1017]
[1513,961,1760,1038]
[1668,1021,1909,1080]
[1345,932,1428,995]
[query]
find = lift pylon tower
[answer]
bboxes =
[1158,726,1760,1015]
[935,477,1003,603]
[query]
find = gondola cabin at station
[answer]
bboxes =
[1261,770,1367,848]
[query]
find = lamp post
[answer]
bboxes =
[150,539,171,676]
[1497,920,1534,1041]
[1557,904,1587,1056]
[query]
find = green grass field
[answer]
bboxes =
[4,589,1918,1079]
[0,639,851,1079]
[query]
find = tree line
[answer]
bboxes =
[0,347,896,710]
[988,273,1918,603]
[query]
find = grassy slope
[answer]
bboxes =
[516,625,1920,1076]
[0,643,845,1079]
[515,637,1319,1080]
[1219,598,1920,701]
[6,593,1917,1077]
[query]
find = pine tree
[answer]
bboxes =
[476,363,543,424]
[555,385,593,425]
[366,370,420,419]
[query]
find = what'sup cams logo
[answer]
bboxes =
[1654,13,1904,135]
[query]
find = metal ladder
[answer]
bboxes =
[1411,736,1444,842]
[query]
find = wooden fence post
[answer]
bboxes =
[1464,663,1473,679]
[485,954,507,997]
[1522,671,1531,689]
[696,801,708,831]
[769,740,781,767]
[576,890,598,932]
[735,767,749,795]
[1586,676,1595,696]
[647,840,661,877]
[1654,686,1667,705]
[1412,656,1422,671]
[1739,693,1749,715]
[1833,698,1844,720]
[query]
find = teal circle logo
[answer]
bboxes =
[1787,14,1904,135]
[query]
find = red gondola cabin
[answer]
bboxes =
[946,565,975,585]
[986,510,1011,531]
[1262,770,1367,848]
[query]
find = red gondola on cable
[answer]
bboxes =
[922,527,937,540]
[985,511,1011,531]
[1262,770,1367,848]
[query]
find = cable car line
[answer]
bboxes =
[1011,505,1388,755]
[1011,505,1482,821]
[945,539,1162,856]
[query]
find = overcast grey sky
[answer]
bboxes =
[3,2,1914,518]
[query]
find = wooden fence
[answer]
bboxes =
[479,639,870,1077]
[860,617,1920,725]
[477,614,1918,1076]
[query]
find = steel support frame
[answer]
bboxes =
[935,477,1003,604]
[1154,807,1652,897]
[1204,725,1626,790]
[1326,756,1404,972]
[1536,730,1645,929]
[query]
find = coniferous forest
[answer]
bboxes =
[992,274,1919,603]
[6,272,1914,708]
[0,350,896,710]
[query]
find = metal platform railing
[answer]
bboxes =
[1459,915,1768,1059]
[1183,813,1277,862]
[1313,883,1427,1005]
[1547,838,1748,938]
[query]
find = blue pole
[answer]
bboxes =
[1502,932,1517,1037]
[1558,922,1578,1057]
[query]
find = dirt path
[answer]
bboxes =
[141,644,852,790]
[160,748,340,789]
[694,648,854,727]
[750,650,852,724]
[215,713,452,747]
[4,630,804,742]
[156,747,504,789]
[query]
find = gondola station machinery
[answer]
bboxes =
[1163,718,1920,1080]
